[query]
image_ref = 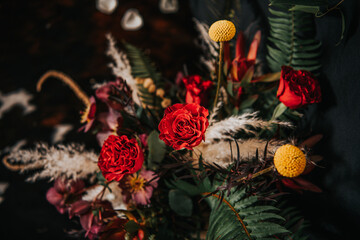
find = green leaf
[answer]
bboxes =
[169,189,193,217]
[125,220,139,233]
[147,130,166,169]
[267,7,322,73]
[271,102,288,120]
[239,94,259,110]
[240,65,255,87]
[289,5,320,14]
[252,72,281,83]
[227,80,234,97]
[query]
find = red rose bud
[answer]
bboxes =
[158,103,209,150]
[277,66,321,109]
[98,135,144,181]
[182,75,213,106]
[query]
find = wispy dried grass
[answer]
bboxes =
[205,112,292,143]
[6,143,99,182]
[193,18,218,72]
[194,139,283,167]
[193,18,219,58]
[106,33,140,105]
[194,112,291,166]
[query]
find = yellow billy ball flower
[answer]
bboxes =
[274,144,306,178]
[208,20,236,42]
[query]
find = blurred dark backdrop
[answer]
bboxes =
[1,0,360,239]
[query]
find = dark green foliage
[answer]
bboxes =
[147,130,166,170]
[123,42,163,109]
[168,189,193,217]
[266,8,322,73]
[206,187,289,240]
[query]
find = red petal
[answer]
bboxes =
[247,30,261,61]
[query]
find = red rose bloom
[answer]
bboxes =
[182,75,213,106]
[277,66,321,109]
[158,103,209,150]
[98,135,144,181]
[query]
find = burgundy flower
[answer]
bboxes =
[120,169,158,205]
[182,75,213,106]
[46,178,84,214]
[158,103,209,150]
[95,78,132,111]
[277,66,321,109]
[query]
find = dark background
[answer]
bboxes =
[0,0,359,239]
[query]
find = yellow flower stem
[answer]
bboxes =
[238,166,274,182]
[213,41,224,108]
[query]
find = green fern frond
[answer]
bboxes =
[266,7,322,73]
[205,188,289,240]
[123,42,163,109]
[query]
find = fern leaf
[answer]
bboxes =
[123,42,163,109]
[266,7,322,73]
[205,188,289,240]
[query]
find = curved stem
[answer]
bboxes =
[239,166,275,182]
[2,155,24,171]
[213,41,224,108]
[37,70,90,106]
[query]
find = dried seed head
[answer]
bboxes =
[274,144,306,178]
[208,20,236,42]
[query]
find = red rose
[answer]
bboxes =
[277,66,321,109]
[158,103,209,150]
[98,135,144,181]
[182,75,213,106]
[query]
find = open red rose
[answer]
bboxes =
[98,135,144,181]
[277,66,321,109]
[182,75,213,106]
[158,103,209,150]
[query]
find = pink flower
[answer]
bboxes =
[96,108,123,146]
[120,169,158,205]
[46,178,84,214]
[80,96,96,132]
[80,212,104,240]
[70,200,116,239]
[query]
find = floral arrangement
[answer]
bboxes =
[4,1,339,239]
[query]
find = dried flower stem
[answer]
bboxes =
[213,41,224,108]
[37,70,90,106]
[239,166,275,182]
[2,155,24,171]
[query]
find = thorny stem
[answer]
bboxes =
[213,41,224,109]
[37,70,90,106]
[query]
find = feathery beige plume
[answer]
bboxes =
[6,143,99,182]
[106,33,141,105]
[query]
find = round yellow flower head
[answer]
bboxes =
[274,144,306,178]
[208,20,236,42]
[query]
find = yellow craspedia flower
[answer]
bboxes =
[274,144,306,178]
[208,20,236,42]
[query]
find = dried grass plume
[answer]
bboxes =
[6,143,99,182]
